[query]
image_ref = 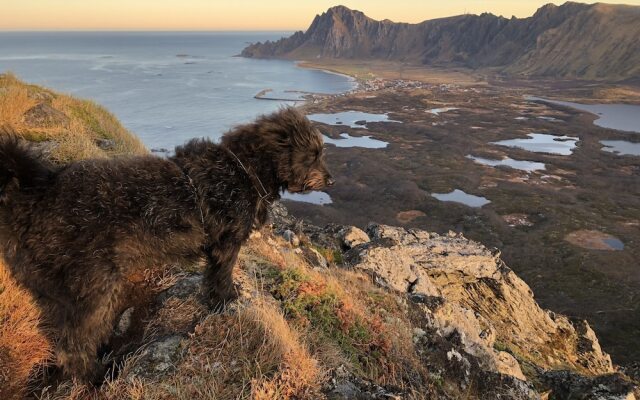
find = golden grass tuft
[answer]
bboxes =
[0,72,148,162]
[85,301,322,400]
[0,260,52,400]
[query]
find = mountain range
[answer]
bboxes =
[241,2,640,81]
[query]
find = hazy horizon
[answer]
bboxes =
[3,0,640,31]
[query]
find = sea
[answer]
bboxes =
[0,32,356,150]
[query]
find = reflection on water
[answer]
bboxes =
[491,133,579,155]
[308,111,401,129]
[600,140,640,156]
[527,96,640,134]
[537,116,562,122]
[431,189,490,208]
[565,229,625,251]
[323,133,388,148]
[427,107,458,115]
[603,238,625,250]
[281,190,333,205]
[466,155,546,172]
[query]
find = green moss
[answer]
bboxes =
[309,245,344,265]
[493,340,509,353]
[429,372,444,389]
[267,265,388,377]
[70,102,109,139]
[20,130,50,143]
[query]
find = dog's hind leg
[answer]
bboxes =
[203,241,240,310]
[56,273,125,383]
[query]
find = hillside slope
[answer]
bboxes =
[0,77,637,399]
[241,3,640,81]
[0,73,147,161]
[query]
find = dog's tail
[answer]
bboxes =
[0,130,54,198]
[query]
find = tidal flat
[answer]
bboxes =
[287,77,640,365]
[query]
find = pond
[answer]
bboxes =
[308,111,401,129]
[565,229,625,251]
[466,155,546,172]
[281,190,333,205]
[322,133,388,148]
[431,189,491,208]
[528,96,640,134]
[427,107,458,115]
[600,140,640,156]
[491,133,579,156]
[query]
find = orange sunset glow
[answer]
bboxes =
[3,0,639,30]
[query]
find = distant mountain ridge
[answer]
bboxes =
[241,2,640,81]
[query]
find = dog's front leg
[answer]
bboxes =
[203,242,240,310]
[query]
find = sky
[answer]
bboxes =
[1,0,639,31]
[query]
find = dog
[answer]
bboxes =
[0,107,333,383]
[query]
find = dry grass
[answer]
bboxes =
[4,229,430,399]
[0,72,147,162]
[0,260,52,400]
[43,301,323,400]
[243,236,428,390]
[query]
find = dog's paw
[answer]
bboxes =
[204,287,239,313]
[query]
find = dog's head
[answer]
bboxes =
[269,108,334,193]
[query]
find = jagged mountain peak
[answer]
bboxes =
[241,2,640,81]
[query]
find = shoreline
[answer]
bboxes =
[292,58,640,104]
[295,60,360,84]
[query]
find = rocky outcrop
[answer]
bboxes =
[346,223,614,377]
[241,3,640,81]
[268,203,636,399]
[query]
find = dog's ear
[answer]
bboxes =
[270,107,318,148]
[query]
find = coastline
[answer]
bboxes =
[295,60,360,85]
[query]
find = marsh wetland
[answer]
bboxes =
[284,77,640,365]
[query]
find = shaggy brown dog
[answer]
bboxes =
[0,108,333,383]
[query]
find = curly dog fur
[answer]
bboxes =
[0,108,333,382]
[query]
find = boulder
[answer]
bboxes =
[339,226,370,249]
[300,246,328,269]
[22,103,69,127]
[96,138,116,150]
[283,229,300,246]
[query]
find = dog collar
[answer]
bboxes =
[225,148,271,203]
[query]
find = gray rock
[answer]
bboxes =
[115,307,134,336]
[339,226,370,249]
[95,138,116,150]
[301,246,328,269]
[127,335,184,379]
[158,274,202,303]
[22,103,69,127]
[541,371,636,400]
[30,140,58,159]
[283,229,300,246]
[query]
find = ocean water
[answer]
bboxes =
[0,32,356,149]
